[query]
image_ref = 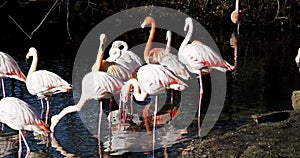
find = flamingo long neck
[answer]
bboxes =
[50,96,88,131]
[179,19,193,54]
[165,31,171,54]
[27,52,38,76]
[92,41,105,72]
[144,18,156,63]
[235,0,239,11]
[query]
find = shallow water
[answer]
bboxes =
[1,22,300,158]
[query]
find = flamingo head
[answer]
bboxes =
[141,16,154,28]
[26,47,37,59]
[166,30,171,41]
[99,34,107,44]
[50,115,60,132]
[184,17,192,32]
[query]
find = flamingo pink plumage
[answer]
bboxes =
[26,47,72,124]
[0,51,26,98]
[141,16,190,80]
[107,40,143,70]
[178,17,234,137]
[121,64,187,150]
[0,97,49,158]
[91,34,137,82]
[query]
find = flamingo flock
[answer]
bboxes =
[0,16,236,157]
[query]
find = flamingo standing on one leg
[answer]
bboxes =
[121,64,187,154]
[25,47,72,124]
[231,0,243,34]
[178,17,235,137]
[0,51,26,98]
[141,16,190,80]
[0,97,49,158]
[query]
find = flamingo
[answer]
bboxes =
[178,17,235,137]
[26,47,72,124]
[0,51,26,98]
[50,71,124,157]
[121,64,187,152]
[91,34,136,82]
[141,16,190,80]
[231,0,243,34]
[0,97,49,158]
[107,40,143,70]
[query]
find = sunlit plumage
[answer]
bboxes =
[91,34,136,81]
[141,16,190,80]
[26,47,72,124]
[0,97,49,158]
[178,17,234,137]
[0,51,26,97]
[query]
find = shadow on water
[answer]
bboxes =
[1,21,300,157]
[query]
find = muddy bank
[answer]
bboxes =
[182,110,300,157]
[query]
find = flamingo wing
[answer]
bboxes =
[0,97,48,135]
[0,52,26,82]
[159,51,190,80]
[82,71,124,100]
[180,43,228,73]
[26,70,71,97]
[137,64,187,95]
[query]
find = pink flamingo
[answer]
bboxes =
[0,97,49,158]
[178,17,234,137]
[107,40,143,70]
[141,16,190,80]
[0,51,26,98]
[26,47,72,124]
[121,64,187,152]
[91,35,137,82]
[231,0,243,34]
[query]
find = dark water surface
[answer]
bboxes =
[1,20,300,157]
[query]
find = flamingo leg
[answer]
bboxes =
[198,72,203,137]
[1,79,5,98]
[18,130,22,158]
[237,24,240,35]
[19,130,30,158]
[108,97,113,128]
[40,99,44,119]
[1,79,4,130]
[130,93,133,115]
[98,101,103,158]
[152,95,158,155]
[45,97,50,124]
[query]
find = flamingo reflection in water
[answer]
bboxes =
[178,17,235,137]
[230,32,240,78]
[231,0,243,34]
[25,47,72,124]
[0,51,26,98]
[0,97,49,158]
